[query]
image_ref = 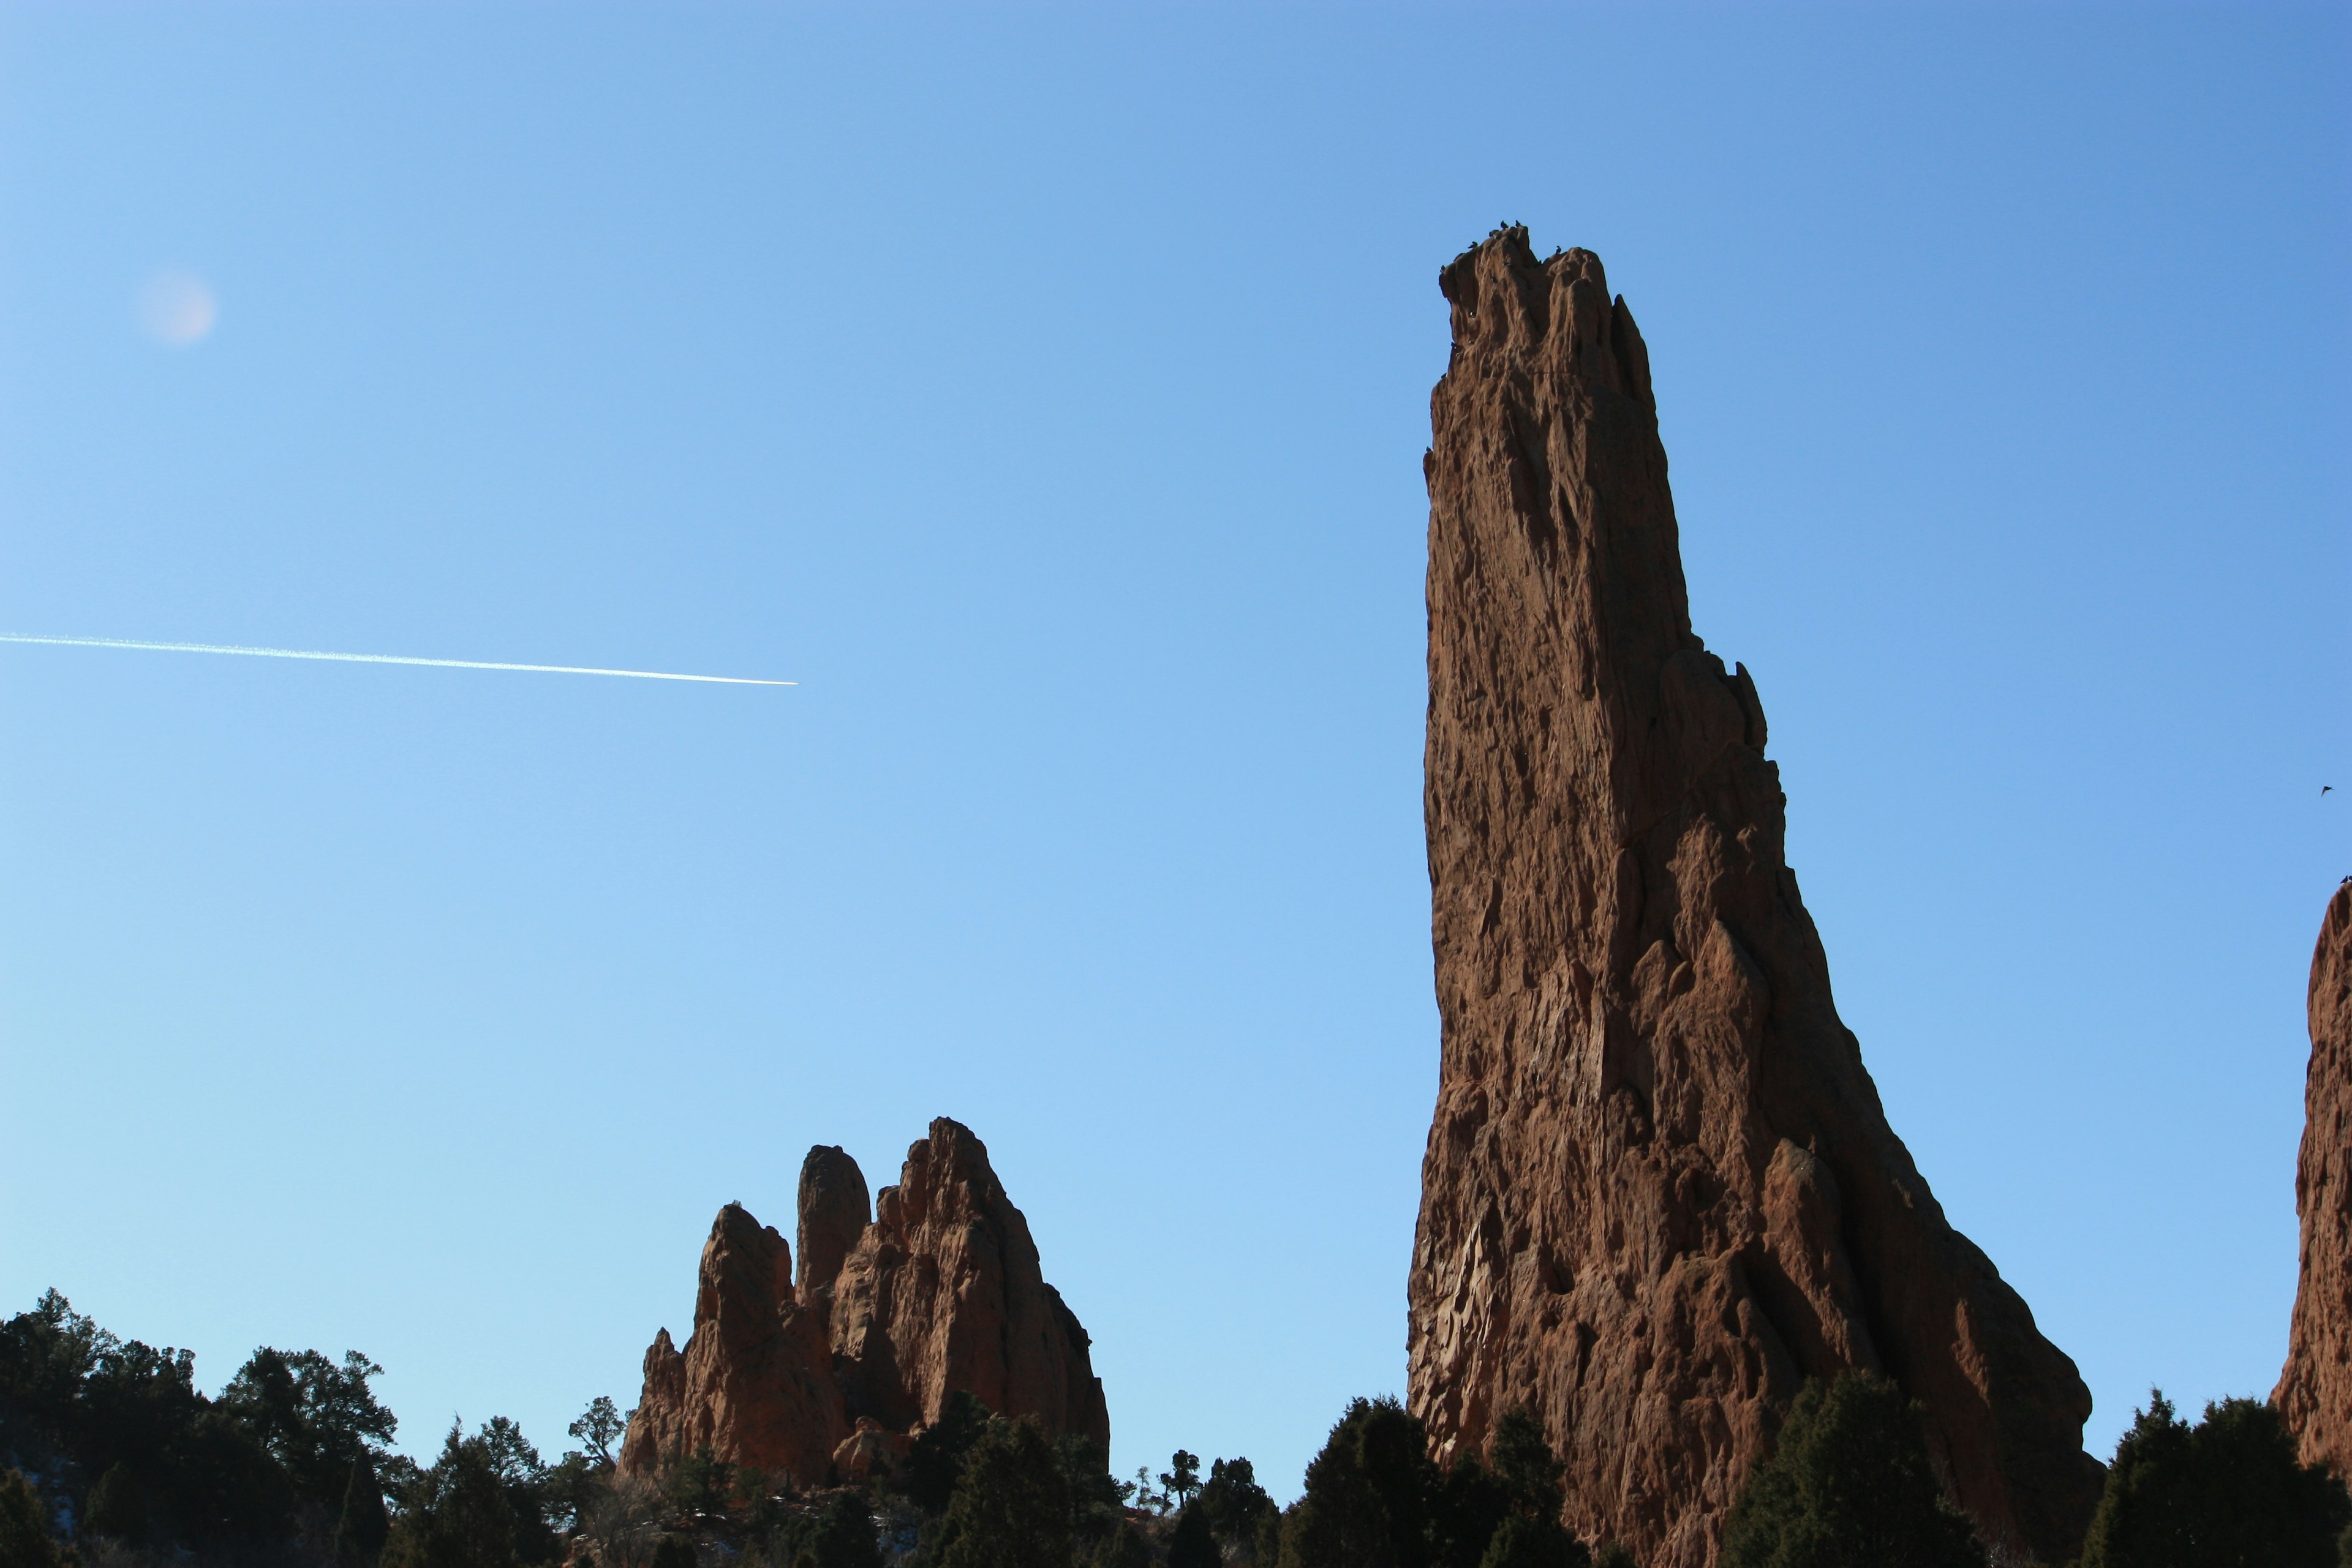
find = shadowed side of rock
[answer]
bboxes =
[1406,228,2102,1567]
[2277,884,2352,1474]
[830,1118,1111,1451]
[616,1203,845,1486]
[617,1117,1107,1483]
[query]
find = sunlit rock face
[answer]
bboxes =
[619,1117,1107,1483]
[1406,228,2103,1568]
[2276,885,2352,1475]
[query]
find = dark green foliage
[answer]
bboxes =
[1087,1523,1151,1568]
[1168,1504,1218,1568]
[1159,1451,1201,1510]
[1446,1409,1586,1568]
[382,1425,522,1568]
[334,1455,392,1566]
[83,1463,146,1545]
[1196,1455,1278,1551]
[1478,1516,1591,1568]
[0,1289,394,1550]
[1720,1371,1985,1568]
[1052,1434,1125,1558]
[925,1417,1073,1568]
[1594,1545,1637,1568]
[1257,1509,1286,1566]
[2078,1391,2351,1568]
[1280,1396,1439,1568]
[0,1468,65,1568]
[668,1446,733,1516]
[1429,1455,1511,1568]
[900,1392,993,1516]
[221,1345,399,1510]
[379,1419,560,1568]
[793,1491,883,1568]
[649,1534,698,1568]
[1486,1409,1563,1522]
[568,1397,626,1468]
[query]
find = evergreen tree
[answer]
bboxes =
[1279,1396,1438,1568]
[2078,1392,2350,1568]
[0,1468,65,1568]
[649,1535,697,1568]
[925,1417,1073,1568]
[334,1455,391,1566]
[795,1491,883,1568]
[381,1424,522,1568]
[567,1398,626,1468]
[1479,1516,1590,1568]
[900,1393,994,1517]
[1087,1524,1150,1568]
[1720,1372,1985,1568]
[1168,1504,1218,1568]
[1159,1452,1201,1510]
[1195,1457,1277,1549]
[84,1462,147,1545]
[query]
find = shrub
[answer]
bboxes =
[2078,1392,2351,1568]
[1719,1371,1984,1568]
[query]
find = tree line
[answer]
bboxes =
[4,1287,2348,1567]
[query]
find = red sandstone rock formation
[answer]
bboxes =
[2276,884,2352,1474]
[618,1118,1107,1482]
[1406,229,2102,1567]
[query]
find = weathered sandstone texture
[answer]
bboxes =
[1406,229,2101,1567]
[619,1118,1107,1483]
[2276,884,2352,1474]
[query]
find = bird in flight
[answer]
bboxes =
[2327,785,2335,796]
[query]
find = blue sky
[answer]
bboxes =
[0,1,2343,1501]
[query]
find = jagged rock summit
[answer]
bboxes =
[2276,884,2352,1474]
[1406,229,2101,1567]
[618,1117,1109,1485]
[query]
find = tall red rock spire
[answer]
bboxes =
[2275,884,2352,1473]
[1406,228,2102,1567]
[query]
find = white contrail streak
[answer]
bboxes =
[0,633,794,686]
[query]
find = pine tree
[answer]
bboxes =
[85,1463,148,1545]
[1168,1504,1218,1568]
[0,1469,66,1568]
[927,1417,1073,1568]
[334,1456,391,1566]
[1720,1372,1985,1568]
[1279,1397,1438,1568]
[2078,1392,2350,1568]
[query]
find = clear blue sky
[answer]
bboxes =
[1,1,2343,1501]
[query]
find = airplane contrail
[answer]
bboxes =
[0,633,794,687]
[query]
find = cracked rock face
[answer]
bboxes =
[1406,229,2101,1567]
[618,1118,1107,1483]
[2275,885,2352,1475]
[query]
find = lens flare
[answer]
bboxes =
[137,271,218,345]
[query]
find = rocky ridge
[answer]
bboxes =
[2276,884,2352,1474]
[1405,228,2103,1567]
[618,1118,1109,1484]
